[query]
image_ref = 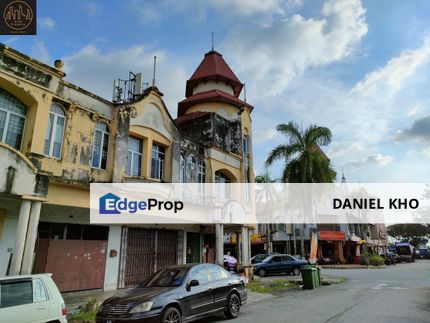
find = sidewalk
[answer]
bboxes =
[319,264,368,269]
[254,273,347,285]
[63,271,349,313]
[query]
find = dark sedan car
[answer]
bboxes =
[253,254,308,277]
[416,248,430,259]
[96,263,247,323]
[250,252,279,264]
[380,252,398,265]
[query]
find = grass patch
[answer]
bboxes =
[68,308,98,323]
[68,297,99,323]
[247,280,295,293]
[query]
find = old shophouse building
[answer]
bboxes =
[0,44,254,292]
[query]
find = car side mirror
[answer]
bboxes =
[187,279,199,291]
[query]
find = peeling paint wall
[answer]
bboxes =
[0,144,38,196]
[0,46,116,207]
[177,112,242,155]
[124,90,181,183]
[180,137,206,183]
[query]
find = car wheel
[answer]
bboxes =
[162,306,181,323]
[292,267,300,276]
[225,293,241,319]
[258,268,266,277]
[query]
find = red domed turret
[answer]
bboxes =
[178,50,251,117]
[185,50,243,98]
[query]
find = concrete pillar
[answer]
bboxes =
[112,106,131,182]
[215,223,224,266]
[266,224,272,253]
[10,200,32,275]
[241,226,249,265]
[21,201,42,274]
[237,231,241,263]
[103,226,122,291]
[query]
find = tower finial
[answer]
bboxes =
[152,56,157,87]
[341,167,346,183]
[211,32,214,51]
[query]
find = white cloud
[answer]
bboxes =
[249,33,430,181]
[204,0,287,16]
[4,36,18,45]
[253,128,279,144]
[346,154,393,169]
[406,104,420,117]
[327,141,366,159]
[31,40,51,64]
[132,0,298,25]
[84,2,101,16]
[137,4,161,24]
[39,17,55,29]
[352,38,430,95]
[223,0,368,96]
[396,115,430,142]
[62,44,187,116]
[163,0,295,17]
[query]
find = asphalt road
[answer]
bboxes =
[203,260,430,323]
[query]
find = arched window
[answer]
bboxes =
[187,155,196,171]
[215,171,230,183]
[92,121,110,169]
[215,170,230,198]
[0,88,27,150]
[44,103,66,158]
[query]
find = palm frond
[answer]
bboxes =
[276,122,304,148]
[265,143,301,166]
[304,125,332,147]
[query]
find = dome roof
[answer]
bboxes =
[185,50,243,98]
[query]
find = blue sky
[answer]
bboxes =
[2,0,430,182]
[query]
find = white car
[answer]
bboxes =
[0,273,67,323]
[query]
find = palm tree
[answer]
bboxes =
[255,169,278,253]
[265,121,337,257]
[265,122,336,183]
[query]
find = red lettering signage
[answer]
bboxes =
[319,231,345,241]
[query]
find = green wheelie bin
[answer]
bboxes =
[316,266,322,287]
[300,266,318,289]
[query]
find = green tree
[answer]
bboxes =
[255,169,278,253]
[387,224,429,246]
[265,122,337,257]
[265,122,336,183]
[255,168,278,183]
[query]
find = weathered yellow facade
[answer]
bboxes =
[0,44,254,291]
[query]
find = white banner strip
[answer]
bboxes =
[90,183,430,224]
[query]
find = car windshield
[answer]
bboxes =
[263,256,277,263]
[254,255,267,261]
[143,268,188,287]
